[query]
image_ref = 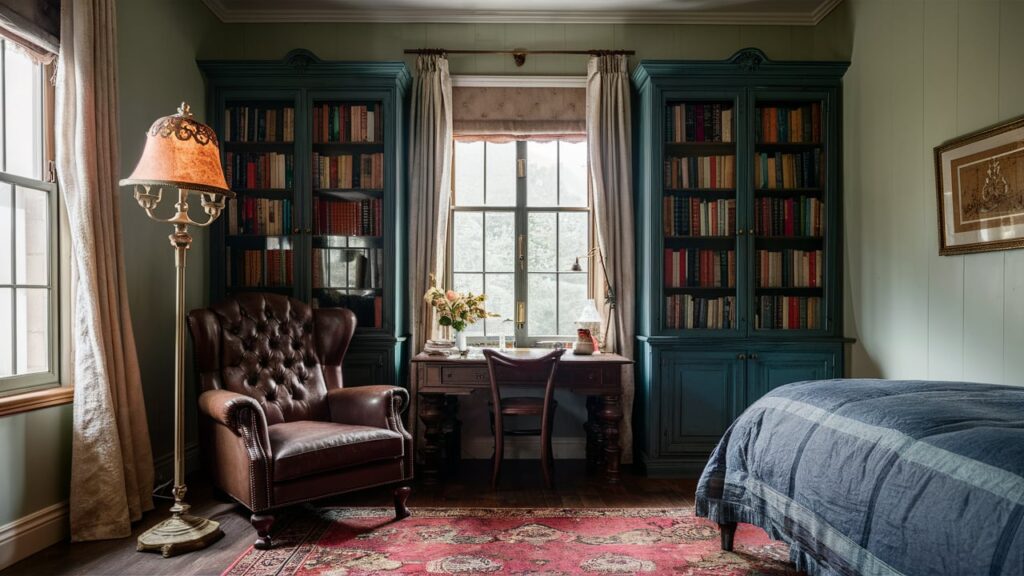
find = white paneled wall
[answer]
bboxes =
[837,0,1024,386]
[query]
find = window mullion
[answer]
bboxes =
[514,141,527,345]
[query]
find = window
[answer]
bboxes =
[0,40,59,397]
[450,140,591,345]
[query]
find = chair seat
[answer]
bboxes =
[488,396,558,416]
[269,420,404,482]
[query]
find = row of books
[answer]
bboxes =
[223,105,295,142]
[313,292,383,329]
[225,152,294,190]
[227,247,294,287]
[312,152,385,190]
[313,198,382,237]
[313,103,382,143]
[665,103,734,143]
[227,198,293,236]
[754,150,823,189]
[755,249,823,288]
[664,249,736,288]
[664,155,736,189]
[312,248,383,290]
[754,197,825,237]
[755,296,822,330]
[663,197,736,237]
[756,103,822,144]
[665,295,736,330]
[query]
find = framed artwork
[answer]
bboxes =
[935,115,1024,255]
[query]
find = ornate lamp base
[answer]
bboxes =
[137,513,224,558]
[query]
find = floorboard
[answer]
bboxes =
[0,461,697,576]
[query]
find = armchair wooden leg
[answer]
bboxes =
[251,513,275,550]
[394,486,412,520]
[719,522,737,551]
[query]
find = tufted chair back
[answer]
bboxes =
[188,292,356,425]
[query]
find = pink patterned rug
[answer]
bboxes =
[223,507,799,575]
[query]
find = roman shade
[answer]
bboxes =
[453,86,585,142]
[0,0,59,63]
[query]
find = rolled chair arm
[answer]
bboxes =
[327,385,409,432]
[198,389,272,457]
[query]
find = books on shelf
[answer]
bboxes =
[664,249,736,288]
[664,155,735,189]
[756,102,822,144]
[755,197,824,237]
[665,103,733,143]
[754,150,823,189]
[312,247,383,290]
[313,152,384,189]
[756,296,821,330]
[313,197,382,236]
[227,197,293,236]
[225,152,293,190]
[755,249,823,288]
[224,105,294,142]
[665,295,736,329]
[227,246,293,287]
[313,103,382,143]
[663,196,736,237]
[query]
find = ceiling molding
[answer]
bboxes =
[201,0,844,26]
[452,75,586,88]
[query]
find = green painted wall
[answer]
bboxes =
[0,405,71,526]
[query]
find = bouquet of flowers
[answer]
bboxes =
[424,282,497,333]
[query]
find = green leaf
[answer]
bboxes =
[438,316,452,327]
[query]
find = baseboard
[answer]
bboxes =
[153,441,201,485]
[0,501,68,571]
[462,437,587,460]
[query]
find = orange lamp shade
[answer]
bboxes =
[120,102,233,197]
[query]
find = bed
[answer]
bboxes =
[695,379,1024,576]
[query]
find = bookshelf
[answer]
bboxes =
[633,49,850,476]
[200,51,410,388]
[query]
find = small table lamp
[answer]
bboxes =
[570,247,616,346]
[120,103,233,557]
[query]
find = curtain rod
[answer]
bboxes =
[404,48,634,67]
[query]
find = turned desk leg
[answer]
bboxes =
[584,396,605,473]
[719,522,737,551]
[443,396,461,475]
[418,393,446,486]
[598,394,623,484]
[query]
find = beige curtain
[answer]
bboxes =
[56,0,154,541]
[586,55,635,463]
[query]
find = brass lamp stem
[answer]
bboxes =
[170,218,191,516]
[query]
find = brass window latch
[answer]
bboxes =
[517,158,526,178]
[516,301,526,329]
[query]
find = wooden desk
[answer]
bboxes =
[411,350,632,485]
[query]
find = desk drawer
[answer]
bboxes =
[441,366,489,386]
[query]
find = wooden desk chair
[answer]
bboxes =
[483,349,565,488]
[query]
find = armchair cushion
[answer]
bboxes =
[269,421,405,482]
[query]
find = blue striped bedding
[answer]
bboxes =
[695,379,1024,576]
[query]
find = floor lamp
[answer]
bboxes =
[121,103,234,557]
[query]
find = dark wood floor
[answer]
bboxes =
[1,461,698,576]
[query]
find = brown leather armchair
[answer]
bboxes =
[188,293,412,549]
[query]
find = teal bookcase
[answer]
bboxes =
[632,48,850,476]
[199,50,411,389]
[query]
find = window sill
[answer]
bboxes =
[0,386,74,418]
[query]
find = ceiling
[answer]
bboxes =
[201,0,843,25]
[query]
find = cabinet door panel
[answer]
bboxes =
[747,349,836,404]
[342,349,387,386]
[659,351,744,455]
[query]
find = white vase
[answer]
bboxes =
[454,330,467,352]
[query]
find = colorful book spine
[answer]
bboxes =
[754,249,823,288]
[313,103,383,143]
[663,196,736,237]
[663,249,736,288]
[224,152,294,190]
[755,296,821,330]
[227,198,293,236]
[223,106,295,142]
[754,197,824,237]
[312,152,384,189]
[753,150,823,189]
[663,155,735,189]
[664,295,736,329]
[312,198,382,236]
[665,103,733,143]
[235,248,293,287]
[756,102,822,144]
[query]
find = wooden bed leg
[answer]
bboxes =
[719,522,737,551]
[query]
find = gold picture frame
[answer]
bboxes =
[935,115,1024,255]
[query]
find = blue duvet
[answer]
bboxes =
[695,379,1024,576]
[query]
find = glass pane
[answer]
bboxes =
[452,212,482,272]
[452,273,484,335]
[527,141,557,206]
[485,142,516,206]
[454,141,484,205]
[484,273,514,335]
[484,211,514,272]
[5,45,41,179]
[15,186,49,285]
[558,212,589,272]
[527,212,556,271]
[0,183,10,284]
[16,288,47,374]
[0,288,10,376]
[527,273,557,336]
[558,274,588,336]
[559,141,588,207]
